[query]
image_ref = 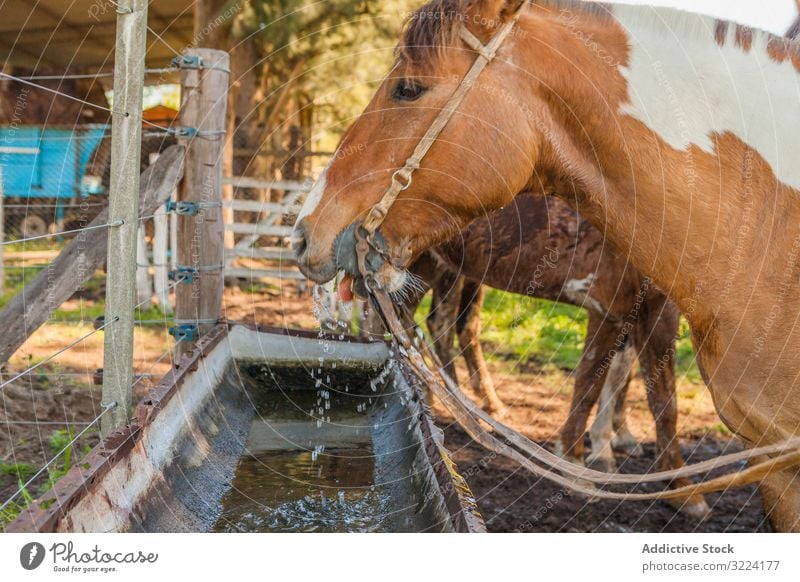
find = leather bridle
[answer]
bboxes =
[355,2,529,292]
[359,2,529,238]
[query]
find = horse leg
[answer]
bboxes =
[426,270,463,384]
[557,312,621,471]
[587,343,637,472]
[456,280,507,416]
[609,364,645,457]
[636,298,710,519]
[756,467,800,532]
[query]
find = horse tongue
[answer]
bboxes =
[338,274,354,302]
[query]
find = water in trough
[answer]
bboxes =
[213,390,399,532]
[211,362,444,533]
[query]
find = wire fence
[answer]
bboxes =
[0,44,313,530]
[0,122,175,244]
[0,64,193,528]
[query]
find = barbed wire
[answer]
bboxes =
[11,130,112,142]
[137,211,170,221]
[134,276,186,312]
[0,419,94,426]
[11,67,178,81]
[1,70,223,141]
[2,202,108,209]
[130,347,173,390]
[0,401,117,512]
[0,30,231,522]
[12,72,115,81]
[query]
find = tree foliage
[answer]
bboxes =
[214,0,414,175]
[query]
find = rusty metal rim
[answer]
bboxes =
[5,323,484,533]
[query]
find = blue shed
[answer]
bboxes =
[0,124,108,200]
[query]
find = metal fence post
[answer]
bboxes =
[101,0,148,436]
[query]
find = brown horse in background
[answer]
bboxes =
[394,193,708,517]
[294,1,800,529]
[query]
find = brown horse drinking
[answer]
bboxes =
[401,192,708,517]
[294,0,800,530]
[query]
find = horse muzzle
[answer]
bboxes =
[292,220,339,284]
[333,223,403,296]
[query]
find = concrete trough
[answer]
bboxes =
[7,324,485,533]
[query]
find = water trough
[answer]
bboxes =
[7,324,485,533]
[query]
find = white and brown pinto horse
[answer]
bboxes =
[294,0,800,530]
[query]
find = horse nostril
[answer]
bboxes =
[292,225,308,259]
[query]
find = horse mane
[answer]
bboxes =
[397,0,469,66]
[397,0,800,69]
[397,1,611,66]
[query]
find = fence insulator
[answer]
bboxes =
[168,324,198,342]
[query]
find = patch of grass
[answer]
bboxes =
[414,287,704,382]
[241,281,281,294]
[0,428,95,530]
[414,289,587,370]
[0,462,37,530]
[675,317,703,383]
[0,462,36,481]
[480,290,587,370]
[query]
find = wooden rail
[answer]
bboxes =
[222,178,312,282]
[222,176,311,191]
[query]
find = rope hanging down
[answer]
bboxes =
[365,275,800,502]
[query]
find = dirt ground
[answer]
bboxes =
[0,281,769,532]
[436,367,769,533]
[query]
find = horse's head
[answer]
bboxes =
[293,0,544,295]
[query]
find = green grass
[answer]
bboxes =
[480,289,587,370]
[415,287,703,381]
[0,427,94,530]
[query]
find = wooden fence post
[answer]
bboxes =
[175,48,229,357]
[101,0,148,436]
[0,167,4,296]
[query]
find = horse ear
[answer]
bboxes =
[465,0,525,37]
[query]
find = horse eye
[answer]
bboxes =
[392,80,426,102]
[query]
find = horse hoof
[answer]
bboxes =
[611,437,645,458]
[674,496,712,520]
[586,455,617,473]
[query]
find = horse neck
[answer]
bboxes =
[524,6,800,326]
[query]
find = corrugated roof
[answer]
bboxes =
[0,0,194,73]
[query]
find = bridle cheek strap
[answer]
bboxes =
[360,2,528,235]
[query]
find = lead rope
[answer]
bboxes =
[355,3,800,499]
[362,272,800,501]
